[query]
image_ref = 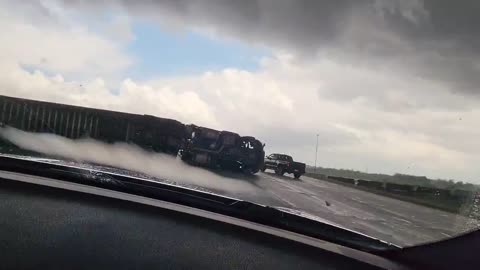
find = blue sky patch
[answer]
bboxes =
[126,22,270,79]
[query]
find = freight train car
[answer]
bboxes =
[0,95,265,174]
[0,95,186,155]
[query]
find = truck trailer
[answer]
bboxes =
[0,95,265,174]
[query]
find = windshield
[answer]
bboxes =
[1,1,479,248]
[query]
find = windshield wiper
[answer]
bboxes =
[0,155,399,253]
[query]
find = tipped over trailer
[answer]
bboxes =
[180,125,265,174]
[0,95,265,174]
[0,95,186,155]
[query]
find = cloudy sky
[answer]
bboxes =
[1,0,480,182]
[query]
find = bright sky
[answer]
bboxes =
[127,23,268,79]
[2,1,480,183]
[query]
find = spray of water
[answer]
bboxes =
[0,126,257,194]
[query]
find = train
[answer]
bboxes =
[0,95,265,174]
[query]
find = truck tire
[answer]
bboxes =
[242,168,254,175]
[261,166,266,172]
[180,152,190,161]
[275,167,283,175]
[294,173,301,179]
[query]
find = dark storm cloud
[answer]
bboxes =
[60,0,362,53]
[58,0,480,94]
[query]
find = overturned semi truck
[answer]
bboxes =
[180,125,265,174]
[0,95,265,174]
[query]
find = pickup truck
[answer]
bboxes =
[262,153,306,179]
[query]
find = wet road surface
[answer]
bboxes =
[2,154,478,247]
[247,172,477,247]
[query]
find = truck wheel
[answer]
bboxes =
[180,152,190,161]
[261,166,266,172]
[294,173,301,179]
[275,167,283,175]
[242,168,254,175]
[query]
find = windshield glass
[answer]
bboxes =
[1,1,479,248]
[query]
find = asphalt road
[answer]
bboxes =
[243,171,479,247]
[2,154,478,247]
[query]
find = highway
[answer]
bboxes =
[2,154,478,247]
[237,171,478,247]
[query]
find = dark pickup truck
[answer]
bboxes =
[262,153,306,179]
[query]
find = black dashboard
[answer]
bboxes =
[0,174,402,270]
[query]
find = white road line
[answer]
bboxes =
[262,173,317,196]
[268,191,297,208]
[441,232,452,238]
[392,216,412,224]
[261,173,333,208]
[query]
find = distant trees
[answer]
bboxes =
[306,166,479,191]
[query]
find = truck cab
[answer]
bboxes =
[180,125,265,174]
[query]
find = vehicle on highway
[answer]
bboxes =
[262,153,306,179]
[179,125,265,174]
[2,1,480,269]
[0,95,265,174]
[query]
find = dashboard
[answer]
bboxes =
[0,171,407,269]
